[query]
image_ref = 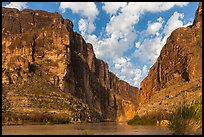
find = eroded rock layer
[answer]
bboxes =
[2,7,139,122]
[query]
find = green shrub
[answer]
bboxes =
[127,115,157,125]
[167,99,202,135]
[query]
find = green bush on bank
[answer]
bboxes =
[127,115,157,125]
[167,98,202,135]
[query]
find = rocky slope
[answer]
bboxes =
[2,74,102,125]
[137,3,202,117]
[2,7,139,123]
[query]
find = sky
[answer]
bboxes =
[2,2,199,88]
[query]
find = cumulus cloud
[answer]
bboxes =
[133,65,148,87]
[147,17,164,34]
[105,2,189,36]
[133,36,165,64]
[59,2,99,34]
[76,2,189,87]
[163,12,184,36]
[78,18,96,34]
[4,2,28,10]
[133,11,192,66]
[102,2,127,16]
[112,57,148,87]
[140,2,189,13]
[96,2,189,61]
[59,2,99,20]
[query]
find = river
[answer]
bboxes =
[2,122,173,135]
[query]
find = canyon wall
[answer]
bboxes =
[2,7,139,122]
[138,3,202,105]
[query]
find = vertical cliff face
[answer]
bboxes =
[2,7,138,122]
[139,3,202,105]
[2,8,73,89]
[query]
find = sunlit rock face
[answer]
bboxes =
[2,7,139,122]
[138,3,202,105]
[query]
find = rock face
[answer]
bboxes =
[2,7,139,122]
[138,3,202,105]
[2,74,103,124]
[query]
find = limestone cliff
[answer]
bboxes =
[137,3,202,116]
[2,7,139,123]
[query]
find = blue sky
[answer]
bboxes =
[2,2,199,87]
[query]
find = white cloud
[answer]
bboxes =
[96,2,189,61]
[78,19,87,33]
[59,2,99,21]
[59,2,99,34]
[133,11,191,66]
[79,2,190,61]
[4,2,28,10]
[163,12,184,36]
[105,2,189,36]
[147,17,164,34]
[112,57,148,87]
[161,11,193,45]
[78,18,96,34]
[133,65,148,87]
[81,27,136,61]
[147,22,162,34]
[133,36,165,64]
[114,57,128,64]
[77,2,190,87]
[135,42,141,48]
[140,2,189,13]
[102,2,127,16]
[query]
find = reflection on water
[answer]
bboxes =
[2,122,173,135]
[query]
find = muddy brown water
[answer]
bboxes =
[2,122,173,135]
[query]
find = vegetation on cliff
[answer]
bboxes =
[127,115,157,125]
[167,97,202,135]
